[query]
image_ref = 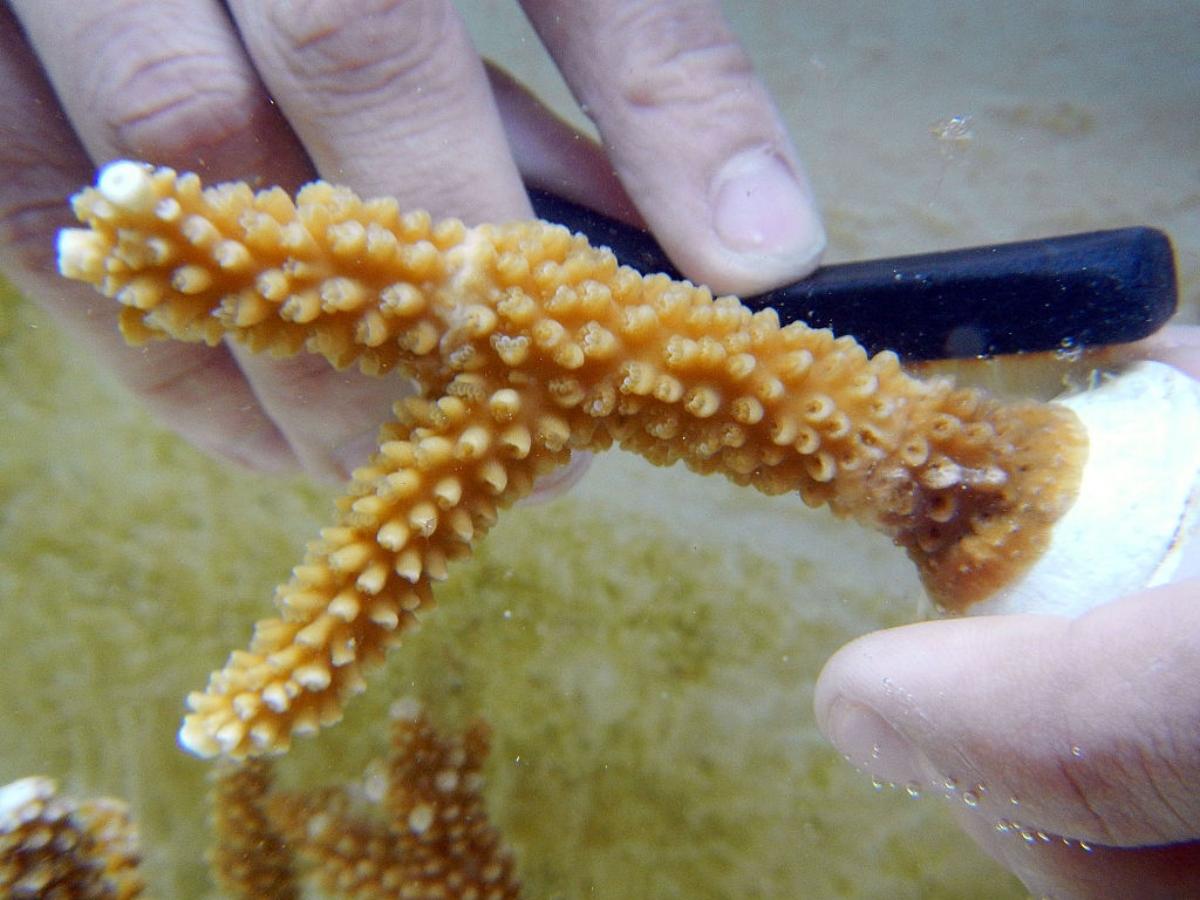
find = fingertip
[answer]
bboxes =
[705,146,826,292]
[816,695,937,788]
[520,451,593,505]
[812,615,1064,808]
[521,1,825,296]
[816,611,1200,894]
[645,145,826,297]
[817,589,1200,847]
[811,629,870,735]
[813,620,965,787]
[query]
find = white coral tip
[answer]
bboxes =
[0,776,55,829]
[389,696,423,722]
[97,159,157,212]
[177,719,220,758]
[56,228,106,279]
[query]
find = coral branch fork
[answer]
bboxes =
[57,160,1101,759]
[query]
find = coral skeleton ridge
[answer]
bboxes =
[57,161,1088,759]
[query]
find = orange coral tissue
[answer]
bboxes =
[56,161,1088,759]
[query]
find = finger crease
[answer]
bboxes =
[1136,743,1194,838]
[1055,756,1113,842]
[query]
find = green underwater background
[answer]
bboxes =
[0,280,1023,896]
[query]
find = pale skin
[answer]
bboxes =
[816,329,1200,899]
[0,1,1195,895]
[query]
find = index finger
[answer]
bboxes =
[521,0,825,295]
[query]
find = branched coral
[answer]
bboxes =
[208,760,299,900]
[57,161,1088,759]
[0,704,516,900]
[0,776,145,899]
[211,699,520,899]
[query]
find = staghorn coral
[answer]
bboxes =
[218,698,520,899]
[368,698,519,899]
[208,759,299,900]
[0,705,515,900]
[57,161,1087,759]
[0,776,145,899]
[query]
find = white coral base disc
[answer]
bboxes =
[971,360,1200,618]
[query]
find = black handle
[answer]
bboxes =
[528,189,1178,361]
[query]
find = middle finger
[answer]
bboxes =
[227,0,531,220]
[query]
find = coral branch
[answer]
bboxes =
[0,776,145,899]
[58,161,1088,758]
[258,700,520,898]
[208,760,299,900]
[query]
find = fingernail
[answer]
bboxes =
[712,148,824,260]
[519,451,593,506]
[209,424,295,475]
[823,698,931,786]
[331,429,381,481]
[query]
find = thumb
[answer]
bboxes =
[814,583,1200,891]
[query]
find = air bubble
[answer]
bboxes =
[1055,337,1084,362]
[931,115,975,159]
[962,791,980,808]
[904,782,922,799]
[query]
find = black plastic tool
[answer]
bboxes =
[528,189,1178,361]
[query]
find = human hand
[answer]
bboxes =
[815,328,1200,899]
[0,0,824,481]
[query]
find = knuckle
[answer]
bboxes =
[0,153,82,273]
[608,3,755,111]
[264,0,461,102]
[0,195,71,273]
[86,44,260,161]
